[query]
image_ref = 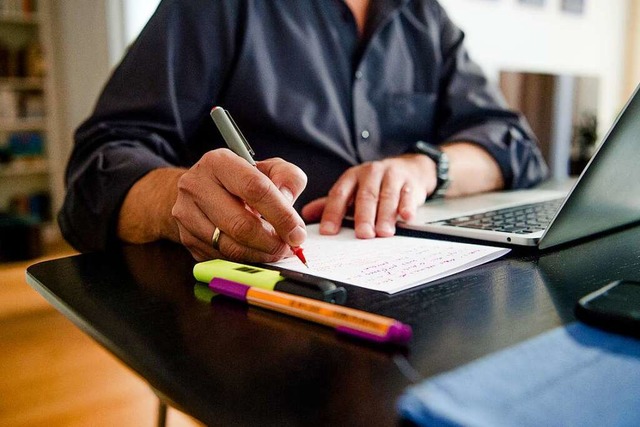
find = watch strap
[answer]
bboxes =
[411,141,451,198]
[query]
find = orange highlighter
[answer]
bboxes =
[209,277,412,345]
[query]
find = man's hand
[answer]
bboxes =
[301,142,504,238]
[302,154,435,238]
[118,149,308,262]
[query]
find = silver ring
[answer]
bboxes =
[212,227,222,251]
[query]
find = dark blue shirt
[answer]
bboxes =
[60,0,548,252]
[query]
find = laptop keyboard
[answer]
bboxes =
[439,198,564,234]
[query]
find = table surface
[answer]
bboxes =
[26,224,640,426]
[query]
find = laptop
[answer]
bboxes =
[399,84,640,250]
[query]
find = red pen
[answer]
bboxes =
[211,106,309,268]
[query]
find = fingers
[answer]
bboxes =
[173,173,288,262]
[213,152,307,247]
[317,156,433,239]
[257,157,308,204]
[318,162,392,238]
[373,169,405,237]
[171,149,306,262]
[176,216,290,263]
[319,170,356,235]
[350,162,406,238]
[398,183,428,222]
[352,163,384,239]
[398,184,418,222]
[211,220,293,263]
[301,197,327,223]
[172,194,219,260]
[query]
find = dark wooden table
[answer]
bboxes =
[26,224,640,426]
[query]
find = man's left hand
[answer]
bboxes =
[301,154,436,238]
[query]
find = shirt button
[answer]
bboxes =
[355,70,363,80]
[361,130,370,139]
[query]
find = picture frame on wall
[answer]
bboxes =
[518,0,546,7]
[561,0,586,15]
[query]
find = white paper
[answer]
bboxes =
[268,224,510,294]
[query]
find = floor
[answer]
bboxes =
[0,239,201,427]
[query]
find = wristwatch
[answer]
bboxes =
[411,141,451,198]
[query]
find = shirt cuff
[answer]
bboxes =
[443,121,548,189]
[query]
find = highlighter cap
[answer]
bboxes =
[209,277,249,301]
[336,322,413,345]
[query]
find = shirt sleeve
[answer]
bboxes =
[431,2,549,189]
[58,0,242,252]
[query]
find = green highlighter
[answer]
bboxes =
[193,259,347,304]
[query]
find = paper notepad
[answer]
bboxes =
[268,224,510,293]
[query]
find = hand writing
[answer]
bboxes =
[172,149,308,261]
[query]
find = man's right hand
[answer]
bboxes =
[118,148,308,262]
[172,149,308,261]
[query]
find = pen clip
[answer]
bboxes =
[224,109,255,158]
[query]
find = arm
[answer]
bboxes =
[441,142,504,197]
[118,153,308,263]
[59,1,242,252]
[117,168,184,245]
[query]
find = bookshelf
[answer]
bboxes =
[0,0,53,231]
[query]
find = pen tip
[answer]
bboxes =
[291,246,308,267]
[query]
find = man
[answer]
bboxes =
[59,0,548,263]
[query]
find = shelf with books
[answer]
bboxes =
[0,0,38,24]
[0,0,53,234]
[0,13,38,25]
[0,77,46,122]
[0,156,48,177]
[0,75,43,88]
[0,118,45,131]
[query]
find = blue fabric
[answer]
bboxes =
[398,323,640,427]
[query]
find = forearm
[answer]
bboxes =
[442,142,505,198]
[117,167,186,244]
